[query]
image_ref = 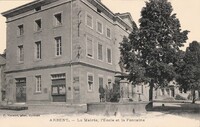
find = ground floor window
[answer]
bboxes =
[52,84,66,95]
[35,75,42,93]
[87,73,94,92]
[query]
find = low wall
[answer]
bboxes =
[87,102,149,116]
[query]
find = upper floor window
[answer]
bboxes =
[18,45,24,62]
[106,27,111,38]
[87,73,94,92]
[86,36,93,58]
[86,13,93,29]
[54,13,62,26]
[96,20,103,34]
[106,47,112,64]
[35,19,41,31]
[55,36,62,56]
[35,41,41,59]
[97,43,103,61]
[35,75,42,93]
[18,24,24,36]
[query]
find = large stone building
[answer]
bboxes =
[2,0,136,104]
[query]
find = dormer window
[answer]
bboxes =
[97,8,101,13]
[35,6,41,12]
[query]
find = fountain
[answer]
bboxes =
[87,73,149,116]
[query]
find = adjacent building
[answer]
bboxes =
[0,55,6,102]
[2,0,137,104]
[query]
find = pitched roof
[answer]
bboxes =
[2,0,136,32]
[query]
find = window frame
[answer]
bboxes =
[97,42,103,61]
[106,46,112,64]
[17,24,24,36]
[86,35,94,59]
[106,26,111,39]
[35,75,42,93]
[85,12,93,29]
[96,20,103,34]
[35,41,42,60]
[55,36,62,57]
[18,45,24,62]
[34,18,42,32]
[54,12,62,27]
[87,72,94,92]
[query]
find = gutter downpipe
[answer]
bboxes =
[70,0,74,105]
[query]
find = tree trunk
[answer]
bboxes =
[192,89,196,103]
[148,80,154,108]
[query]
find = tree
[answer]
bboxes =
[119,0,189,107]
[176,41,200,103]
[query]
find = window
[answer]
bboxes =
[54,13,62,26]
[86,36,93,58]
[97,21,103,34]
[35,76,42,93]
[108,78,112,85]
[87,73,94,92]
[106,47,112,64]
[97,8,101,13]
[18,45,24,62]
[35,19,41,31]
[106,27,111,38]
[51,73,66,80]
[86,13,93,28]
[35,41,41,59]
[18,25,24,36]
[35,6,41,11]
[98,76,103,87]
[97,43,103,61]
[55,36,62,56]
[107,77,112,89]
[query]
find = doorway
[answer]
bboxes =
[16,78,26,102]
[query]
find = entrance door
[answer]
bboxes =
[52,84,66,102]
[16,78,26,102]
[51,73,66,102]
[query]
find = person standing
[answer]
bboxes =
[99,85,105,102]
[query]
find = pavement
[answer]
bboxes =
[0,102,200,127]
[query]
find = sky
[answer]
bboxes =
[0,0,200,53]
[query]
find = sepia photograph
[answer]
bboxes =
[0,0,200,127]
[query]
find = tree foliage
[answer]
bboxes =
[176,41,200,102]
[119,0,189,101]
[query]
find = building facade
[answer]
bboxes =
[2,0,135,104]
[0,55,6,102]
